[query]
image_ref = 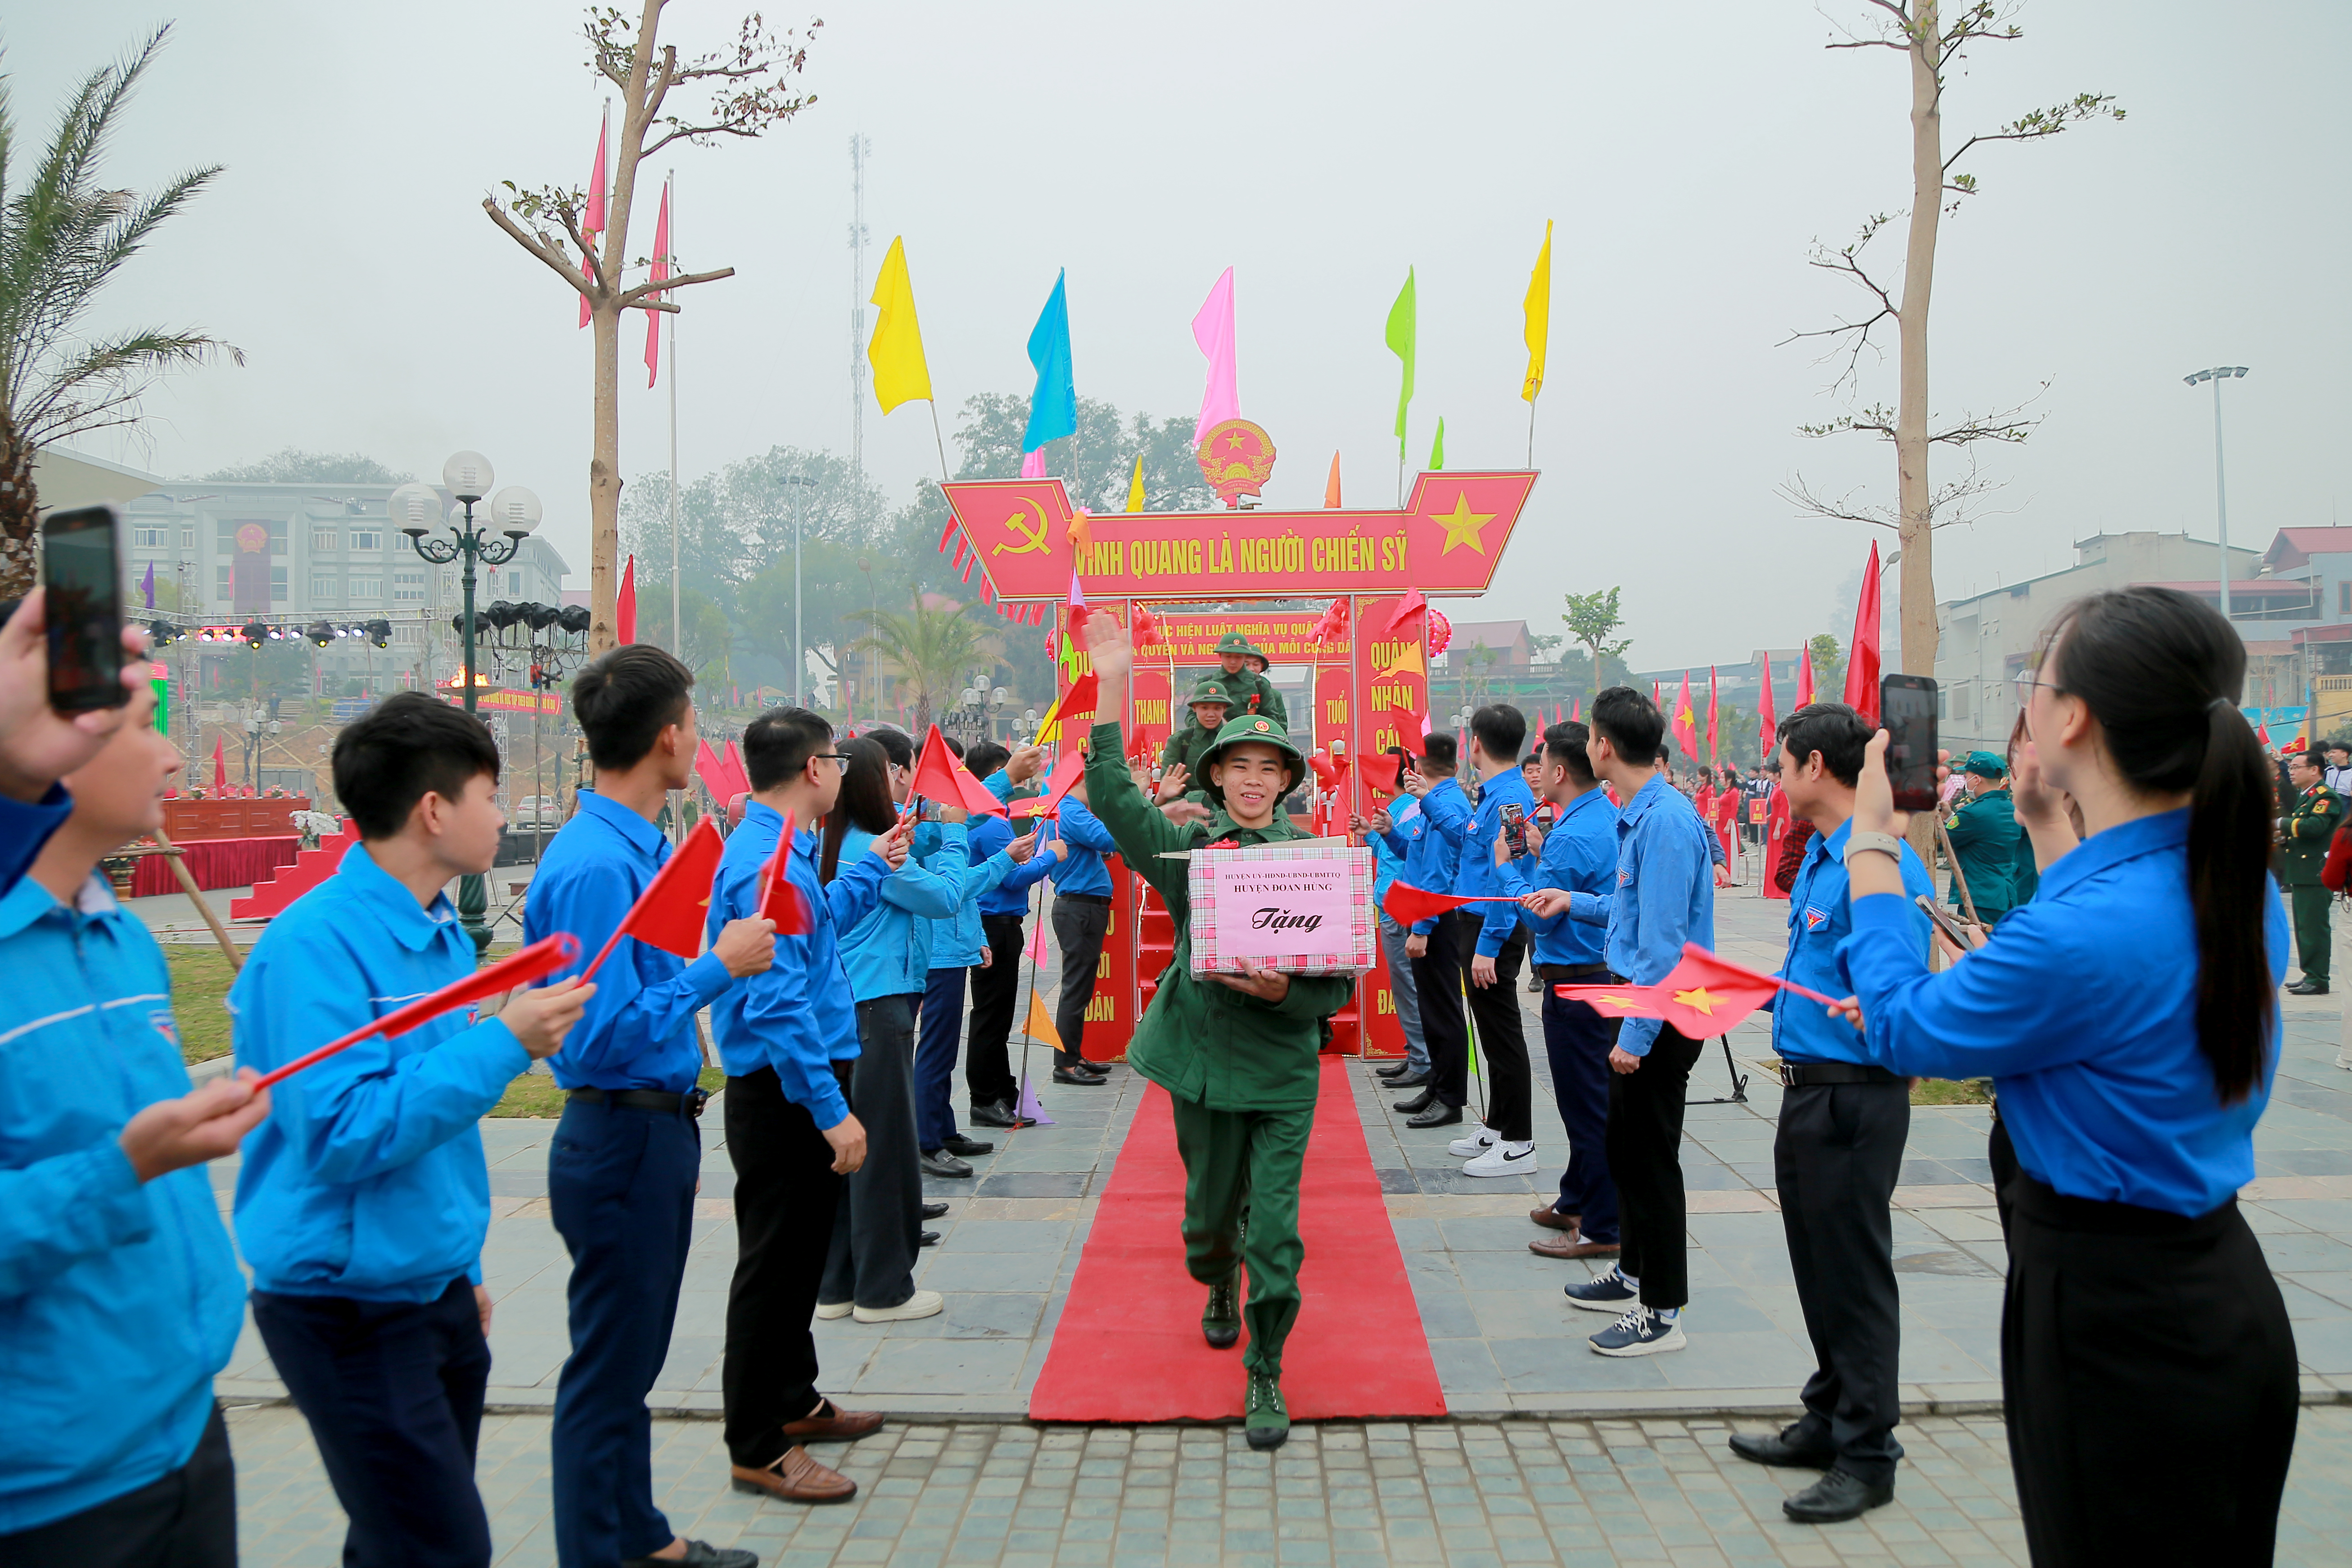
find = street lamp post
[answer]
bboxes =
[390,456,542,955]
[782,472,817,708]
[2183,366,2249,624]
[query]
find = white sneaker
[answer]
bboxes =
[1462,1140,1536,1178]
[1447,1128,1499,1158]
[814,1301,853,1321]
[853,1289,944,1324]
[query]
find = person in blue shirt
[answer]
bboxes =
[0,590,153,903]
[0,685,270,1567]
[1553,687,1715,1358]
[913,737,1056,1169]
[1835,588,2298,1563]
[1047,764,1121,1085]
[959,742,1059,1129]
[817,730,965,1323]
[1717,703,1934,1527]
[1438,705,1538,1175]
[1360,748,1430,1088]
[705,707,902,1507]
[1501,719,1622,1260]
[234,693,591,1568]
[1383,732,1470,1126]
[525,647,776,1568]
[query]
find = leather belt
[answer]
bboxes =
[566,1085,709,1117]
[1778,1062,1902,1089]
[1535,962,1611,981]
[1058,892,1113,906]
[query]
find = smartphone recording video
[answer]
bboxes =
[42,504,127,714]
[1880,673,1939,812]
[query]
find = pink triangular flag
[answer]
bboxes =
[1191,266,1239,447]
[643,178,669,387]
[579,109,608,330]
[1016,1074,1056,1127]
[1020,449,1048,479]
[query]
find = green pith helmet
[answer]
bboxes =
[1187,675,1232,708]
[1213,631,1255,659]
[1198,712,1305,787]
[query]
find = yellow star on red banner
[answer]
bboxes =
[1432,493,1496,556]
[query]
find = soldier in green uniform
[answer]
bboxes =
[1080,612,1352,1450]
[1212,631,1288,732]
[2280,747,2341,995]
[1156,676,1232,800]
[1944,751,2021,926]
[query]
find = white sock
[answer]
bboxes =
[1616,1268,1639,1289]
[1655,1306,1680,1323]
[1503,1140,1534,1155]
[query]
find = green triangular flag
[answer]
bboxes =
[1429,417,1445,471]
[1385,268,1416,459]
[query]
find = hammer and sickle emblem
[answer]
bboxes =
[993,504,1052,556]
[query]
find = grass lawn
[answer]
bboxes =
[1910,1076,1995,1106]
[166,946,238,1063]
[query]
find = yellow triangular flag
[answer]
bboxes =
[1022,990,1063,1051]
[867,235,933,413]
[1125,454,1145,512]
[1521,219,1552,404]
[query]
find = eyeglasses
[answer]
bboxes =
[813,752,851,768]
[2012,673,2066,705]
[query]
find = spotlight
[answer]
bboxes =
[306,621,334,647]
[148,619,176,647]
[241,621,268,648]
[366,618,392,649]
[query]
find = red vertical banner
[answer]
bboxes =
[1352,595,1431,812]
[1055,604,1143,1062]
[1129,665,1171,773]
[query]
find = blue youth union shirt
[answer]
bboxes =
[1566,773,1716,1056]
[1499,786,1618,967]
[1773,816,1932,1066]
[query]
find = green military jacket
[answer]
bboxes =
[1083,720,1350,1112]
[1217,667,1289,733]
[2281,783,2343,887]
[1159,718,1224,786]
[1945,786,2019,918]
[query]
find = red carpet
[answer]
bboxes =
[1028,1055,1446,1422]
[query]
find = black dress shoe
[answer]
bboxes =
[969,1100,1036,1130]
[1052,1067,1103,1086]
[919,1230,940,1248]
[1386,1070,1431,1090]
[1781,1468,1893,1524]
[1376,1062,1413,1079]
[1407,1103,1463,1128]
[1392,1088,1434,1114]
[2289,979,2330,996]
[917,1149,973,1178]
[623,1542,758,1568]
[1729,1428,1835,1469]
[942,1133,995,1157]
[921,1201,949,1220]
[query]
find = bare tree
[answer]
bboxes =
[483,2,819,653]
[1781,1,2122,676]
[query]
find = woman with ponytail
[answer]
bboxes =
[1835,586,2296,1564]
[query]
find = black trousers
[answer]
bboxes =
[1540,989,1619,1240]
[1052,896,1111,1068]
[820,995,924,1310]
[548,1097,701,1568]
[1994,1120,2299,1565]
[1606,1025,1703,1309]
[252,1277,492,1568]
[723,1063,849,1469]
[966,913,1027,1107]
[1412,910,1472,1108]
[1775,1079,1910,1486]
[1455,920,1532,1141]
[2,1408,235,1568]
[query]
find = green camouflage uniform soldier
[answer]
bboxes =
[1212,632,1288,732]
[2280,748,2341,995]
[1080,613,1350,1450]
[1157,676,1232,798]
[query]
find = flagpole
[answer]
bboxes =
[926,399,952,483]
[1526,400,1536,468]
[667,171,682,668]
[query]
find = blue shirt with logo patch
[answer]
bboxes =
[1774,815,1933,1066]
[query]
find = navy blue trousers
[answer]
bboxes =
[251,1278,490,1568]
[1540,989,1621,1244]
[548,1097,700,1568]
[914,964,968,1152]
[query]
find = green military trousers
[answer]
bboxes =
[1168,1093,1316,1377]
[2290,884,2333,984]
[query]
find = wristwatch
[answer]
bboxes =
[1842,831,1904,866]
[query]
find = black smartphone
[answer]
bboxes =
[1501,801,1531,859]
[1880,673,1939,812]
[42,503,126,713]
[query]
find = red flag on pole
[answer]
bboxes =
[1383,587,1427,638]
[1671,671,1697,760]
[581,820,727,980]
[1706,668,1720,765]
[579,108,608,329]
[1553,943,1827,1040]
[253,933,583,1090]
[211,736,226,793]
[910,724,1010,816]
[1381,881,1521,927]
[1795,643,1815,709]
[1011,748,1087,818]
[720,739,750,800]
[617,555,637,645]
[643,178,670,387]
[755,810,812,934]
[1843,539,1883,723]
[1757,650,1778,755]
[692,739,731,801]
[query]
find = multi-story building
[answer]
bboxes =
[117,476,570,696]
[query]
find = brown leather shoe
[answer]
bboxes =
[1530,1229,1621,1260]
[731,1445,857,1504]
[1530,1206,1582,1231]
[780,1397,885,1442]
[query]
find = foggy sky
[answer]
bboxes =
[20,1,2348,669]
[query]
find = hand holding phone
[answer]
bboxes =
[0,583,146,803]
[1879,674,1940,812]
[42,505,128,715]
